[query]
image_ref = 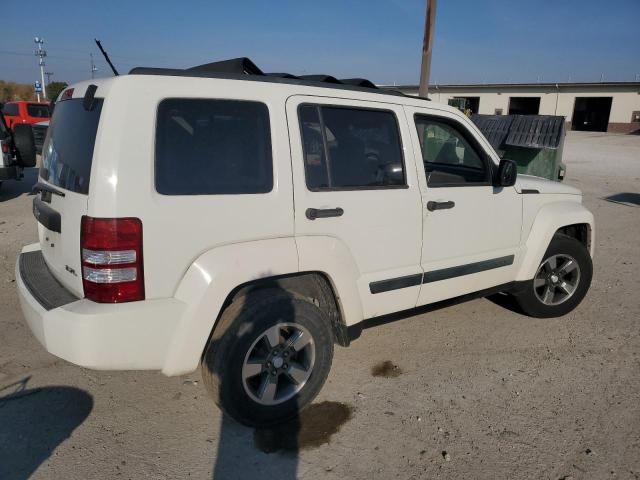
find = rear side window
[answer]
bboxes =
[299,105,405,190]
[2,103,19,116]
[155,99,272,195]
[40,99,103,194]
[27,104,50,118]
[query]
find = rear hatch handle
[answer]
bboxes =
[33,197,61,233]
[33,181,66,198]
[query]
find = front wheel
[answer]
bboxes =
[513,233,593,318]
[201,289,334,427]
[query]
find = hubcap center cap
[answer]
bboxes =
[550,274,559,284]
[272,356,284,369]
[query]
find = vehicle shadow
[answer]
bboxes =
[603,192,640,207]
[0,167,38,202]
[208,286,301,480]
[0,376,93,480]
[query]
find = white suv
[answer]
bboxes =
[16,58,594,426]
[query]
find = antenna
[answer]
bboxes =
[94,39,119,76]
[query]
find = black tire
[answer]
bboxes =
[201,288,334,427]
[513,233,592,318]
[13,124,37,168]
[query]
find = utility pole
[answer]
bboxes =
[45,71,54,84]
[418,0,437,98]
[34,37,47,100]
[90,53,97,79]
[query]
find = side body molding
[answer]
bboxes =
[162,238,299,376]
[516,201,594,281]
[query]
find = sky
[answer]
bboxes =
[1,0,639,87]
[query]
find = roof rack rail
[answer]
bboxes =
[128,56,429,101]
[188,57,263,75]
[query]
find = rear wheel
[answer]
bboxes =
[201,289,334,427]
[513,233,592,318]
[13,124,36,168]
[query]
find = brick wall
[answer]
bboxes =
[607,123,640,134]
[565,122,640,134]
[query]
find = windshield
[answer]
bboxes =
[40,99,103,194]
[27,104,50,118]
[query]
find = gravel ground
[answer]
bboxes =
[1,131,639,480]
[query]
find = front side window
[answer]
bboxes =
[414,115,489,187]
[155,99,272,195]
[299,104,405,190]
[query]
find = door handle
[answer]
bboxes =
[306,207,344,220]
[427,200,455,211]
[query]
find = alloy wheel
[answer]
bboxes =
[533,254,581,306]
[241,323,316,406]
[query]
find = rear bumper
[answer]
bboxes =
[16,244,186,372]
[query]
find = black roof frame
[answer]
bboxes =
[128,56,428,101]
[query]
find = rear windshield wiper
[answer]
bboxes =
[33,181,66,197]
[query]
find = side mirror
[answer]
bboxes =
[496,159,517,187]
[12,124,37,168]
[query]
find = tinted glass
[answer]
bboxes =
[155,99,272,195]
[300,105,405,190]
[40,99,103,194]
[414,116,488,186]
[2,103,19,116]
[0,114,7,138]
[27,104,50,118]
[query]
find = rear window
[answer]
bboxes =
[27,104,50,118]
[155,99,272,195]
[2,103,19,116]
[40,99,103,194]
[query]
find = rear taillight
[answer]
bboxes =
[80,216,145,303]
[60,88,74,100]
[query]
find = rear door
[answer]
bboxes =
[286,95,424,318]
[36,96,103,297]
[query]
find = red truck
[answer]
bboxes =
[1,101,50,129]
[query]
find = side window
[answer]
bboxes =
[27,104,50,118]
[414,115,490,187]
[2,103,19,116]
[155,99,273,195]
[299,104,405,190]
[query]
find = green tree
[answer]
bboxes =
[46,81,68,101]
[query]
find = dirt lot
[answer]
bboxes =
[1,132,639,480]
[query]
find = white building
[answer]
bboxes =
[394,82,640,134]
